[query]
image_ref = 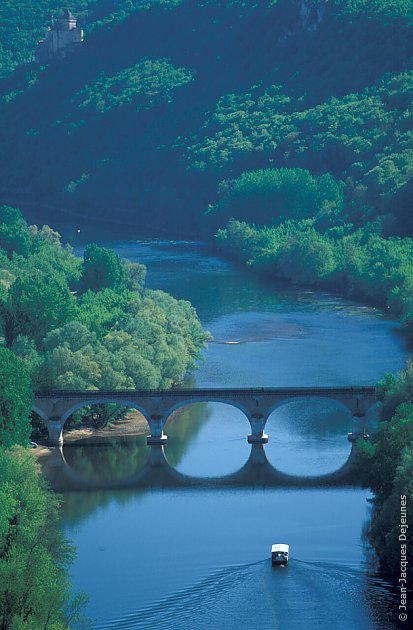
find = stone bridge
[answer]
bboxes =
[33,386,377,446]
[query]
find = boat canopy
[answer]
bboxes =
[271,544,289,553]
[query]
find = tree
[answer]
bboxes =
[79,243,125,293]
[3,271,76,347]
[357,401,413,581]
[0,446,87,629]
[0,206,32,258]
[77,288,134,337]
[123,259,146,292]
[367,446,413,579]
[208,168,344,229]
[0,347,33,448]
[378,361,413,421]
[276,230,337,284]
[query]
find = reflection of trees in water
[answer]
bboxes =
[164,402,211,468]
[63,436,150,481]
[58,396,211,525]
[61,488,145,526]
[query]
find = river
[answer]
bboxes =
[61,240,406,629]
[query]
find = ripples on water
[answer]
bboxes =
[94,560,398,630]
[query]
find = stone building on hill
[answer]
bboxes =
[36,9,83,62]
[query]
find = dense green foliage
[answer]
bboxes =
[89,0,183,32]
[0,348,33,448]
[207,168,344,229]
[76,58,193,113]
[0,207,209,395]
[0,334,85,627]
[333,0,413,20]
[0,447,87,629]
[0,0,411,235]
[357,366,413,580]
[190,71,413,228]
[5,272,76,348]
[216,218,413,320]
[80,242,125,291]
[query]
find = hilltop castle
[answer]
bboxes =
[36,9,83,62]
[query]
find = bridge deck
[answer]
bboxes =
[35,386,376,399]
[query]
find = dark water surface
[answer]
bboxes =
[63,241,406,628]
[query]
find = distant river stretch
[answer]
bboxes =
[62,240,406,629]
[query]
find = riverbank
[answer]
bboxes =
[215,219,413,347]
[63,410,149,445]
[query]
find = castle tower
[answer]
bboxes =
[36,8,84,62]
[54,8,77,32]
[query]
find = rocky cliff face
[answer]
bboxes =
[277,0,329,43]
[299,0,329,32]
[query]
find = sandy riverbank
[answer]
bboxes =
[62,410,149,444]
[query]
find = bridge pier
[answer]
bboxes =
[247,413,269,444]
[147,415,168,446]
[46,417,64,447]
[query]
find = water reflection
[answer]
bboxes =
[265,399,353,476]
[63,436,150,481]
[61,399,355,484]
[44,440,358,493]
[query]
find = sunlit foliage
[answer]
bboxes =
[190,72,413,223]
[0,447,88,628]
[216,217,413,322]
[0,348,33,447]
[76,58,194,113]
[0,207,209,393]
[208,168,344,228]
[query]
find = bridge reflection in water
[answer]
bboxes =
[42,441,364,493]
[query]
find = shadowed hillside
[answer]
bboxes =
[0,0,411,236]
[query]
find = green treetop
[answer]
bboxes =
[3,271,76,347]
[0,347,33,447]
[80,243,125,293]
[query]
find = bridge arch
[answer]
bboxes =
[163,396,252,424]
[164,400,251,478]
[265,395,355,422]
[31,404,49,423]
[264,396,354,477]
[60,399,152,426]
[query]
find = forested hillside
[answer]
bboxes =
[0,0,411,236]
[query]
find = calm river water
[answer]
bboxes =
[62,240,407,629]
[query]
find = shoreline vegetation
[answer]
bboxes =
[209,172,413,583]
[214,216,413,343]
[0,206,209,628]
